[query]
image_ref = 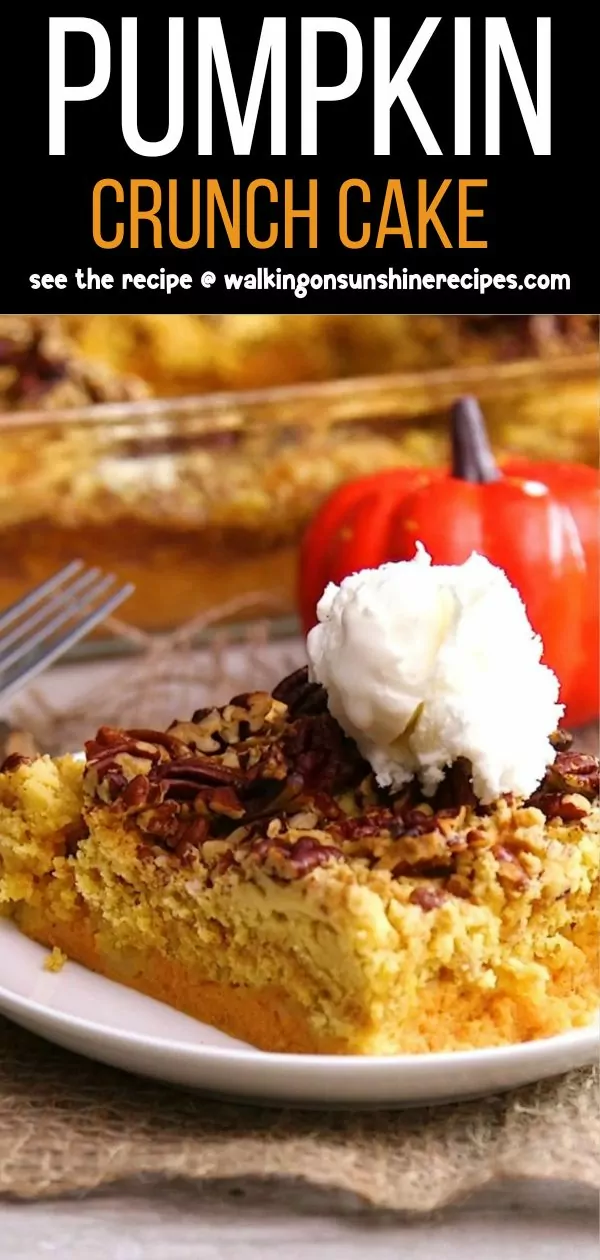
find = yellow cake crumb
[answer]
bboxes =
[43,946,68,973]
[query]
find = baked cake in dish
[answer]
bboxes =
[0,668,597,1055]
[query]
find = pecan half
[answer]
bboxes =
[283,713,368,794]
[272,667,328,718]
[538,751,599,801]
[122,775,153,810]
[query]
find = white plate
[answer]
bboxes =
[0,919,597,1108]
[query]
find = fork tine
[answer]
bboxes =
[0,582,135,706]
[0,566,102,658]
[0,561,84,635]
[0,573,119,674]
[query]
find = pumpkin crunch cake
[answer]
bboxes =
[0,669,598,1055]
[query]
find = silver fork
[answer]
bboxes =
[0,561,134,705]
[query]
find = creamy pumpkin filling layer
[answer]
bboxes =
[0,669,598,1055]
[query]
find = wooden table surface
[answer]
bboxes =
[1,1179,597,1259]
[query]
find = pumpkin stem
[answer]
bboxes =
[451,396,501,484]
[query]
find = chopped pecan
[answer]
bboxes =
[391,784,422,816]
[200,787,245,819]
[240,778,302,820]
[529,792,591,822]
[167,718,222,755]
[125,728,192,758]
[217,693,287,744]
[288,809,320,830]
[145,812,210,856]
[550,729,573,752]
[62,817,90,856]
[309,792,347,821]
[122,775,152,809]
[104,770,130,802]
[338,807,396,840]
[397,806,438,838]
[137,801,181,840]
[287,836,343,876]
[272,667,328,718]
[540,751,599,801]
[190,706,213,723]
[391,830,457,877]
[431,759,478,810]
[228,691,273,719]
[156,757,242,788]
[466,827,490,849]
[85,725,132,752]
[446,873,472,899]
[177,817,211,848]
[493,844,529,889]
[213,849,237,877]
[409,886,448,912]
[283,713,368,793]
[247,832,343,879]
[0,752,32,773]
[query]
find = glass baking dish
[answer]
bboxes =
[0,351,597,645]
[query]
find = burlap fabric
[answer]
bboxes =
[0,613,598,1208]
[0,1018,597,1208]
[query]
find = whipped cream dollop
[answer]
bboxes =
[306,545,563,804]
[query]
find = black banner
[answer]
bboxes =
[3,13,597,313]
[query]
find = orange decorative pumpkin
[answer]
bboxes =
[299,397,599,729]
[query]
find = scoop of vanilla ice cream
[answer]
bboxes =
[306,545,563,803]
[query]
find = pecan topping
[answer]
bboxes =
[493,844,529,889]
[78,670,598,884]
[0,752,32,773]
[282,713,368,793]
[122,775,153,810]
[137,801,181,840]
[539,751,599,801]
[529,792,591,822]
[62,818,90,856]
[195,786,245,819]
[272,667,328,718]
[167,719,223,755]
[549,729,573,752]
[430,759,478,811]
[391,828,458,877]
[246,833,343,880]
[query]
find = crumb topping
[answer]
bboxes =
[72,668,600,890]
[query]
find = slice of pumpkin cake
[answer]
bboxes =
[0,666,597,1055]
